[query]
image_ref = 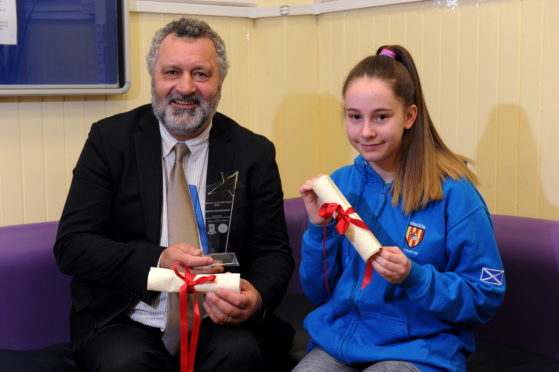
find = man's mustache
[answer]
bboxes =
[166,92,201,105]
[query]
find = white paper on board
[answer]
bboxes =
[0,0,17,45]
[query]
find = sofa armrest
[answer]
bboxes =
[0,222,72,350]
[474,215,559,360]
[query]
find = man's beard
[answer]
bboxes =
[152,87,220,138]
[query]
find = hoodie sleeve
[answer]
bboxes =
[399,202,506,324]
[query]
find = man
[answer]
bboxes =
[54,18,294,372]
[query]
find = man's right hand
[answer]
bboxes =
[160,243,224,275]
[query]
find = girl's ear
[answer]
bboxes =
[404,104,418,130]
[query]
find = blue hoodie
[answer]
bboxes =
[300,156,506,372]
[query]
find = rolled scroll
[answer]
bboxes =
[312,174,382,262]
[147,268,241,293]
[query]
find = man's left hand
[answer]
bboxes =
[203,279,262,325]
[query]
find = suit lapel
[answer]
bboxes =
[135,110,163,244]
[207,113,235,187]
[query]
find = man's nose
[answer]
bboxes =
[176,74,196,95]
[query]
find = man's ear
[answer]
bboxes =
[404,104,418,130]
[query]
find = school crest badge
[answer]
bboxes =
[406,225,425,248]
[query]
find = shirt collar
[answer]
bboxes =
[160,121,212,158]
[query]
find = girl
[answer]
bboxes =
[295,45,505,372]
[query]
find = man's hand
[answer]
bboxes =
[203,279,263,325]
[159,243,224,275]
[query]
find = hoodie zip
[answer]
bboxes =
[339,160,391,361]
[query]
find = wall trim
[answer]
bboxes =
[129,0,422,18]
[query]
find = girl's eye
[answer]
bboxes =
[375,114,388,121]
[346,112,361,120]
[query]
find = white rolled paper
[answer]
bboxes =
[312,174,382,262]
[147,268,241,293]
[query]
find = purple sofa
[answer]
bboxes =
[1,197,558,371]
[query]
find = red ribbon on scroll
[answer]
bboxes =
[318,203,374,292]
[173,263,216,372]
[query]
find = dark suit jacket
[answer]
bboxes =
[54,104,294,348]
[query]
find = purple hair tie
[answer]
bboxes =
[379,48,397,59]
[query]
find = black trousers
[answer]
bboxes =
[74,314,294,372]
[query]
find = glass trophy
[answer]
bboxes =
[203,171,240,268]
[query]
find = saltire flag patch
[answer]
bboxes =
[480,267,504,285]
[406,225,425,248]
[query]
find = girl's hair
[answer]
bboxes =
[342,45,478,214]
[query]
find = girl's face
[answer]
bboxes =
[344,77,417,182]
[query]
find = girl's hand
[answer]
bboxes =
[299,175,329,225]
[370,246,412,284]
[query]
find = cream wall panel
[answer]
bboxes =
[250,15,321,197]
[108,12,166,116]
[371,6,392,48]
[201,16,252,126]
[341,10,363,166]
[275,16,320,196]
[123,12,151,109]
[344,11,362,63]
[421,6,442,157]
[316,12,353,173]
[42,98,68,221]
[0,99,24,225]
[403,4,424,68]
[83,97,108,130]
[2,0,559,225]
[18,98,46,223]
[439,11,460,152]
[250,16,287,139]
[62,98,87,190]
[120,12,163,112]
[516,0,542,218]
[540,0,559,218]
[218,19,250,124]
[494,1,520,217]
[386,5,408,49]
[475,0,500,213]
[455,3,479,161]
[357,9,374,55]
[317,0,558,220]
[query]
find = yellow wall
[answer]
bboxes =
[1,0,558,226]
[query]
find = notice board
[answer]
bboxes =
[0,0,129,95]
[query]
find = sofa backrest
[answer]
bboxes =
[0,221,71,350]
[2,199,558,360]
[284,197,308,295]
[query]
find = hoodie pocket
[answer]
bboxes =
[356,311,410,346]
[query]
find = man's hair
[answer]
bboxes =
[146,17,229,80]
[343,45,477,214]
